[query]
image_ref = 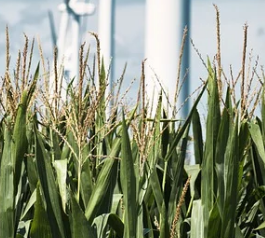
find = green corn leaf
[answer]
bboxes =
[255,221,265,231]
[160,201,170,238]
[80,157,94,209]
[85,139,120,223]
[142,201,154,238]
[93,213,111,238]
[30,184,52,238]
[235,224,244,238]
[0,117,14,238]
[215,87,231,215]
[249,122,265,165]
[201,61,220,235]
[191,200,204,238]
[192,109,203,164]
[222,117,239,238]
[111,194,123,214]
[136,205,144,238]
[248,121,265,186]
[207,202,221,238]
[35,129,66,238]
[150,168,164,214]
[21,189,36,220]
[120,110,137,238]
[93,213,124,238]
[69,192,96,238]
[12,91,28,194]
[54,159,68,213]
[107,213,124,238]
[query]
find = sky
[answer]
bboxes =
[0,0,265,114]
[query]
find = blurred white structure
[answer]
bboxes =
[98,0,115,110]
[145,0,190,118]
[50,0,95,100]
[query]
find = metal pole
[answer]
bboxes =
[180,0,191,118]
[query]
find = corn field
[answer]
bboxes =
[1,9,265,237]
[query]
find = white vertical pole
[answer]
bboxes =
[98,0,115,111]
[145,0,190,118]
[98,0,113,66]
[57,5,69,65]
[70,13,80,81]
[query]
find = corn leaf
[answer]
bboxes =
[0,117,14,238]
[192,109,203,164]
[215,87,232,215]
[85,139,120,223]
[222,117,239,238]
[54,159,68,213]
[30,184,52,238]
[201,61,220,235]
[69,192,96,238]
[120,110,137,238]
[35,129,66,238]
[191,200,204,238]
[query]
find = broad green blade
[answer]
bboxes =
[215,87,231,215]
[30,184,52,238]
[54,159,68,213]
[136,205,144,238]
[12,91,28,194]
[70,192,96,238]
[149,92,163,213]
[150,168,164,214]
[160,201,170,238]
[249,122,265,165]
[93,214,111,238]
[85,139,120,223]
[207,202,221,238]
[222,117,239,238]
[80,157,94,209]
[142,201,154,238]
[21,189,36,220]
[0,117,14,238]
[192,109,203,164]
[35,130,66,238]
[191,200,204,238]
[107,213,124,238]
[120,111,137,238]
[201,61,220,235]
[249,122,265,185]
[93,213,124,238]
